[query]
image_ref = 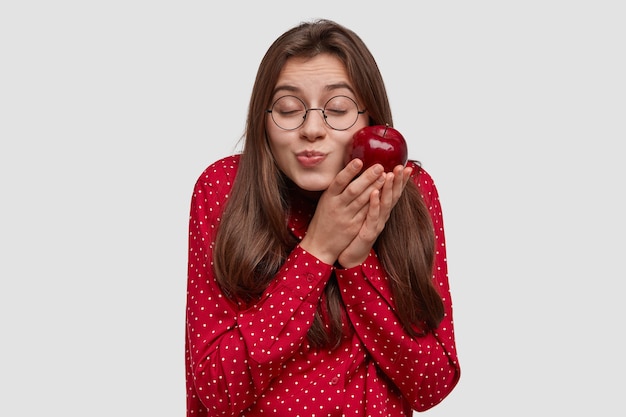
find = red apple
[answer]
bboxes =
[349,124,408,172]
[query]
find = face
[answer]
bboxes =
[266,53,368,192]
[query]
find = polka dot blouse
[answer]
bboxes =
[186,155,460,416]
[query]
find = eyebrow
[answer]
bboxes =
[272,82,357,97]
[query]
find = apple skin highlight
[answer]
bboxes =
[349,125,408,172]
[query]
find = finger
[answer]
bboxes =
[377,166,410,219]
[380,172,394,208]
[353,170,386,209]
[403,165,413,183]
[362,188,382,240]
[393,165,411,186]
[348,162,385,191]
[326,158,364,195]
[360,163,385,182]
[391,165,412,199]
[341,162,385,206]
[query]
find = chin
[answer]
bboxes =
[293,177,331,193]
[297,183,328,193]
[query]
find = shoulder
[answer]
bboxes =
[195,154,240,183]
[407,160,441,206]
[193,154,241,195]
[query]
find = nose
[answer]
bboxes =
[300,108,327,141]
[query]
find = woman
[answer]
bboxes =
[186,19,460,416]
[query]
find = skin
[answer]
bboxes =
[266,53,413,268]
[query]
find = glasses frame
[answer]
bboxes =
[266,95,366,131]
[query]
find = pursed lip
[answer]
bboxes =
[295,150,327,167]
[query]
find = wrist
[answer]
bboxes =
[299,236,339,266]
[337,253,368,269]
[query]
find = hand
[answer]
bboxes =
[337,164,413,268]
[299,159,386,265]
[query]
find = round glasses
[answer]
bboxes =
[266,95,366,131]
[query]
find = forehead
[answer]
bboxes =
[274,53,354,97]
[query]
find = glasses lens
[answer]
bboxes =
[323,96,359,130]
[270,96,306,130]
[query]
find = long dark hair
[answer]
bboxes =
[214,19,444,348]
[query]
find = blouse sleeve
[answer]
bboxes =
[335,164,460,411]
[185,159,334,415]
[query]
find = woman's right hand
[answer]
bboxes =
[299,159,386,266]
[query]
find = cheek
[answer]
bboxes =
[266,129,292,168]
[341,140,353,165]
[341,120,367,163]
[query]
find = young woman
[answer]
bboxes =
[186,19,460,416]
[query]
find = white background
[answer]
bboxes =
[1,1,624,416]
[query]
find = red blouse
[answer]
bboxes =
[186,155,460,416]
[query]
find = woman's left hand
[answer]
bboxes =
[337,164,413,268]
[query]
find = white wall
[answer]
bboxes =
[1,1,624,416]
